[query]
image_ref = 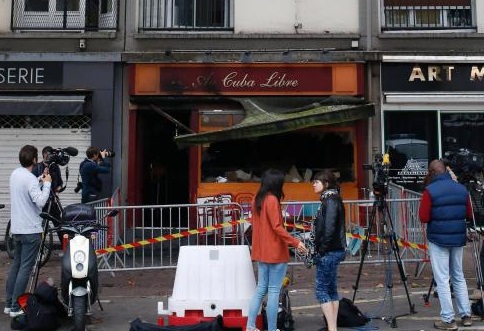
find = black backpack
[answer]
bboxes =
[24,281,65,331]
[336,297,368,327]
[261,286,295,331]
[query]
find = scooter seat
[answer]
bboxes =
[62,203,97,224]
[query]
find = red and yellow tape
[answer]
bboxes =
[95,219,427,255]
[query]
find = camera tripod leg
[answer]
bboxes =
[423,277,435,306]
[386,215,416,315]
[28,220,50,293]
[352,201,378,303]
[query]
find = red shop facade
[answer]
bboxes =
[127,62,373,207]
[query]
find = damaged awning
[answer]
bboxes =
[0,94,86,115]
[174,98,374,147]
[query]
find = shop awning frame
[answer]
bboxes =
[0,94,86,115]
[175,98,375,147]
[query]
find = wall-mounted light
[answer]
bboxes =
[351,40,359,49]
[241,51,252,63]
[203,51,213,62]
[79,38,86,51]
[282,50,292,63]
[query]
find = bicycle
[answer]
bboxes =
[4,190,62,267]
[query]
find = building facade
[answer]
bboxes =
[1,0,484,215]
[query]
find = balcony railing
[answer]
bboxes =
[382,0,475,31]
[11,0,119,31]
[139,0,233,32]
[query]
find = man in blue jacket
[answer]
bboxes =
[79,146,111,203]
[419,159,474,330]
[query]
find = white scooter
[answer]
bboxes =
[41,203,117,331]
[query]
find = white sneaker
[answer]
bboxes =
[3,307,11,315]
[9,309,24,317]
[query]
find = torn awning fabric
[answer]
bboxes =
[174,98,375,147]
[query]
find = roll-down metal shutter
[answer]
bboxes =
[0,115,91,237]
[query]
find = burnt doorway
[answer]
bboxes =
[136,108,190,206]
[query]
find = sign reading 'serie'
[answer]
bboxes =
[0,62,63,88]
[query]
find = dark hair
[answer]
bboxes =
[254,169,285,214]
[86,146,100,159]
[19,145,38,167]
[42,146,53,155]
[313,169,339,190]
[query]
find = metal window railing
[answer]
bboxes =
[381,3,475,31]
[11,0,119,31]
[139,0,233,32]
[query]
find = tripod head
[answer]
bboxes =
[363,153,391,209]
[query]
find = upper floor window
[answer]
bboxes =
[12,0,118,31]
[382,0,475,31]
[139,0,233,31]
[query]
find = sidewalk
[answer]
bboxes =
[0,246,483,330]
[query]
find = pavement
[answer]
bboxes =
[0,246,484,331]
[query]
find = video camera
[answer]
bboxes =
[363,153,390,196]
[46,147,79,167]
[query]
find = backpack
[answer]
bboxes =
[261,286,295,331]
[337,297,368,327]
[472,298,483,316]
[23,281,65,331]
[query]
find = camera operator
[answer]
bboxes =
[32,146,63,194]
[78,146,111,203]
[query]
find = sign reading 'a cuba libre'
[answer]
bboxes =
[159,64,333,95]
[382,63,484,92]
[0,62,63,89]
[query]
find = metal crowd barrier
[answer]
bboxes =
[91,189,425,274]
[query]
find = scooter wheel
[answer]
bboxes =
[72,295,87,331]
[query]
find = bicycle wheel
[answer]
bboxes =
[5,220,15,259]
[5,219,53,267]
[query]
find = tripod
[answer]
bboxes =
[352,186,416,328]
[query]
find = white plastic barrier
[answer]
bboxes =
[167,245,255,317]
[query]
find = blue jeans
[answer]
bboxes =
[315,250,346,303]
[5,233,42,310]
[428,241,471,322]
[247,262,287,331]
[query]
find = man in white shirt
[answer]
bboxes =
[4,145,51,317]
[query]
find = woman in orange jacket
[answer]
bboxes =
[246,169,307,331]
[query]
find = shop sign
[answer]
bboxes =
[388,159,426,192]
[382,63,484,92]
[159,64,333,95]
[0,62,63,89]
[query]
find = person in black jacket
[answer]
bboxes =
[32,146,63,194]
[32,146,64,225]
[79,147,111,203]
[312,169,346,331]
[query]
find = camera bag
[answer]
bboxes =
[336,297,368,327]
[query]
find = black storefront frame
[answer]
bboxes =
[381,58,484,190]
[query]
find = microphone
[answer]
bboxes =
[63,147,78,157]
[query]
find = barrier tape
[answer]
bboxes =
[346,232,428,251]
[95,219,249,255]
[95,218,427,255]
